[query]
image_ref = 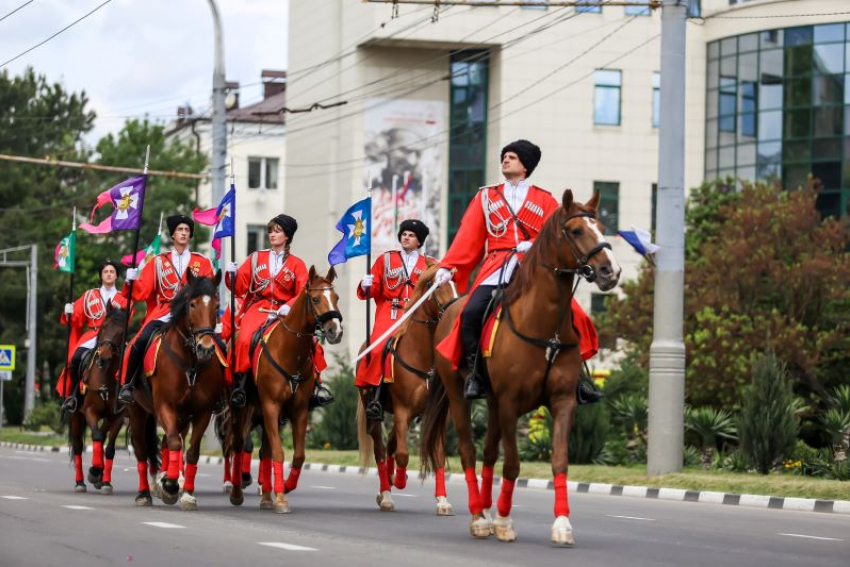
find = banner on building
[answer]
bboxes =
[364,99,444,257]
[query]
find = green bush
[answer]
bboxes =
[22,399,64,434]
[569,402,610,464]
[738,351,799,474]
[685,406,737,469]
[309,358,359,450]
[601,357,648,401]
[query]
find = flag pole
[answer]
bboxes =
[62,208,77,409]
[228,160,236,386]
[391,174,398,234]
[115,145,150,402]
[364,172,373,366]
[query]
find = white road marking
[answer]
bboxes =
[63,505,94,510]
[394,494,418,498]
[778,533,843,542]
[258,542,317,551]
[1,496,28,500]
[607,515,655,521]
[143,522,186,529]
[310,485,336,490]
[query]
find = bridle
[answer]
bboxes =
[161,296,218,387]
[542,211,612,284]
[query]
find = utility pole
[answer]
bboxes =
[207,0,228,298]
[647,0,687,475]
[25,244,37,417]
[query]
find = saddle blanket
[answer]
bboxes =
[250,320,328,378]
[144,335,228,380]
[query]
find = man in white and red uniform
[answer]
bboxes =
[118,214,216,404]
[433,140,602,402]
[356,219,432,419]
[59,260,128,413]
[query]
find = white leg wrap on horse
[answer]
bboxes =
[179,491,198,511]
[435,496,454,516]
[377,490,395,511]
[493,514,517,542]
[551,516,575,546]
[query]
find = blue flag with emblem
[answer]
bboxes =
[328,197,372,266]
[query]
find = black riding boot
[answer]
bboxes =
[230,373,247,408]
[62,348,87,414]
[576,373,604,405]
[463,353,486,400]
[365,384,383,421]
[118,343,142,405]
[309,382,334,411]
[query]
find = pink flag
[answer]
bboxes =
[121,249,146,267]
[192,206,219,226]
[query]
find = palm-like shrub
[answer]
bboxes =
[685,406,737,469]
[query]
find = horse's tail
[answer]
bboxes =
[145,414,161,474]
[356,399,374,470]
[419,374,449,477]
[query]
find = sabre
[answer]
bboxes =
[355,282,440,363]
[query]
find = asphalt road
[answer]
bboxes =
[0,446,847,567]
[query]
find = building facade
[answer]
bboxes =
[285,0,850,364]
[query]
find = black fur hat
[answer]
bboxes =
[501,139,542,177]
[270,214,298,243]
[398,219,429,248]
[166,214,194,238]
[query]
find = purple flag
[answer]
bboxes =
[80,176,146,234]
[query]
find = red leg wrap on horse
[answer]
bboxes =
[273,461,284,494]
[242,450,252,474]
[497,478,516,518]
[481,465,495,510]
[137,462,149,492]
[92,441,104,469]
[377,460,391,493]
[434,468,447,498]
[554,473,570,518]
[231,452,242,487]
[74,454,84,483]
[184,464,198,494]
[178,449,184,475]
[104,459,114,483]
[161,445,169,472]
[464,468,483,515]
[167,449,181,481]
[284,466,301,494]
[386,455,395,480]
[260,458,272,493]
[394,466,407,490]
[224,456,231,482]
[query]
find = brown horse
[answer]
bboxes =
[254,266,343,514]
[356,263,459,514]
[421,189,620,544]
[68,304,127,494]
[128,271,225,509]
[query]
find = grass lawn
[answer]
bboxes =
[3,428,847,501]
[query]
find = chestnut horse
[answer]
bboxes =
[127,271,225,509]
[68,304,127,494]
[356,263,459,514]
[421,190,620,545]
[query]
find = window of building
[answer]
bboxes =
[652,72,661,128]
[576,0,601,14]
[740,81,757,137]
[247,157,279,190]
[625,0,651,16]
[651,183,657,232]
[594,181,619,234]
[719,76,737,132]
[246,224,269,255]
[594,70,622,126]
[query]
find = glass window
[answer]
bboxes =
[248,158,262,189]
[719,146,735,169]
[720,56,737,78]
[740,81,757,138]
[738,52,758,82]
[813,73,845,106]
[785,45,813,77]
[814,106,843,137]
[737,166,756,184]
[593,181,619,234]
[783,140,811,163]
[737,143,756,166]
[246,224,268,255]
[707,90,719,119]
[708,41,720,60]
[785,26,813,48]
[812,162,842,189]
[652,72,660,128]
[758,110,782,141]
[265,158,279,189]
[816,191,842,219]
[813,44,845,75]
[719,76,736,132]
[625,0,651,16]
[784,108,811,138]
[594,70,621,126]
[760,29,783,49]
[721,37,737,57]
[814,23,844,44]
[707,59,719,90]
[812,138,842,160]
[706,119,718,148]
[651,183,657,232]
[576,0,601,13]
[706,148,718,171]
[784,77,812,107]
[739,33,759,53]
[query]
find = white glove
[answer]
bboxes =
[226,262,238,274]
[360,274,374,291]
[64,303,74,315]
[434,268,453,286]
[277,304,291,317]
[516,240,533,253]
[126,268,138,281]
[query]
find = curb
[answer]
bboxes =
[3,442,847,515]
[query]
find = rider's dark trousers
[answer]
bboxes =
[460,284,497,365]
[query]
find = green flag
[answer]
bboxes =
[140,234,161,270]
[54,232,76,273]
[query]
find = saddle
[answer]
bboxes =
[77,349,97,394]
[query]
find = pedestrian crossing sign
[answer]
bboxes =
[0,345,15,371]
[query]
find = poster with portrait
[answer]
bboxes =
[364,99,444,257]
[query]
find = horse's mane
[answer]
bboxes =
[96,306,127,340]
[394,261,440,336]
[503,200,588,304]
[166,276,218,330]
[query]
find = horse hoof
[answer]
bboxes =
[230,492,244,506]
[376,491,394,512]
[87,468,103,487]
[100,483,113,495]
[483,508,495,535]
[494,515,517,542]
[161,481,180,506]
[274,500,291,515]
[179,492,198,511]
[469,516,492,539]
[74,482,87,493]
[551,516,575,546]
[435,496,454,516]
[223,481,233,494]
[259,497,274,511]
[241,472,253,489]
[135,491,152,507]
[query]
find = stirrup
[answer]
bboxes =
[230,388,246,408]
[365,400,383,421]
[309,385,334,411]
[61,396,78,415]
[463,375,486,400]
[117,385,135,405]
[576,380,604,405]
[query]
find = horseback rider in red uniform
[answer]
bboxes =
[226,214,333,409]
[433,140,603,403]
[59,260,128,414]
[356,219,433,420]
[118,215,216,404]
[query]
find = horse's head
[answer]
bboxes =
[174,270,221,361]
[556,189,621,291]
[414,263,460,322]
[305,265,343,345]
[94,302,127,370]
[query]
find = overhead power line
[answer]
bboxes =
[0,153,204,180]
[0,0,113,69]
[0,0,36,24]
